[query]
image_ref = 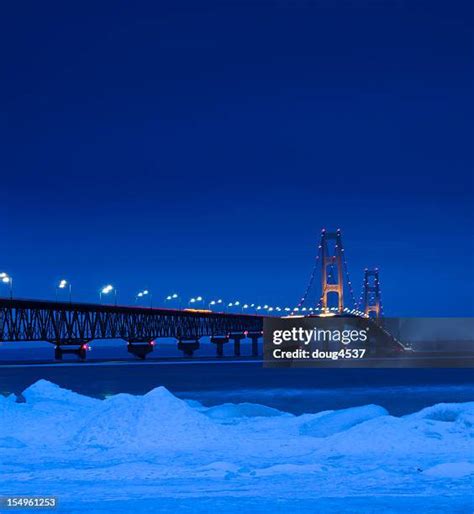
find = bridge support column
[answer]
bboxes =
[54,342,90,361]
[230,334,245,357]
[247,332,262,356]
[127,341,155,360]
[177,338,200,357]
[210,336,230,357]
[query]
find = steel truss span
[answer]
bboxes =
[0,298,263,344]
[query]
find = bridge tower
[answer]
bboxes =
[320,228,344,313]
[362,268,382,318]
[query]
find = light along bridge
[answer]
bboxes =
[0,298,264,359]
[0,228,407,360]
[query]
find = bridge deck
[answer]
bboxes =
[0,297,264,343]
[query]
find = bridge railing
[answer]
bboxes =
[0,297,264,343]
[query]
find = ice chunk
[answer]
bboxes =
[299,404,388,437]
[408,402,474,422]
[203,402,290,421]
[185,399,206,410]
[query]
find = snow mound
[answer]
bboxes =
[0,392,17,418]
[0,392,17,404]
[424,462,474,479]
[406,402,474,437]
[22,379,100,407]
[410,402,474,422]
[203,402,290,422]
[1,380,474,510]
[3,380,473,473]
[0,381,100,448]
[300,404,388,437]
[75,386,222,450]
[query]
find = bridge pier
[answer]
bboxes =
[1,298,264,363]
[230,334,245,356]
[210,336,230,357]
[127,341,155,359]
[54,342,90,361]
[247,332,262,356]
[177,338,200,357]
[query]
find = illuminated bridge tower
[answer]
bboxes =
[320,229,344,313]
[362,268,382,318]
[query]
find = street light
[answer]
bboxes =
[100,284,116,305]
[227,300,241,312]
[209,299,223,310]
[165,293,180,309]
[136,289,152,308]
[56,279,72,302]
[0,272,13,299]
[189,296,204,307]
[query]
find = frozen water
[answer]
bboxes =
[0,380,473,513]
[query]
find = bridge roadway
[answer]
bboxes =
[0,297,264,359]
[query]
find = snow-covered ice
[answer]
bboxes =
[1,380,473,513]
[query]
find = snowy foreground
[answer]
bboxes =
[1,381,473,513]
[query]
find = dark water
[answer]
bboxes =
[1,359,473,416]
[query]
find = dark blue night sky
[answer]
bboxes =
[1,1,473,315]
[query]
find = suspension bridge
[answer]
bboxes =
[0,229,392,360]
[293,228,382,317]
